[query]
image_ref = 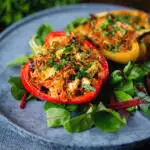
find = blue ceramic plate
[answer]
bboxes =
[0,4,150,149]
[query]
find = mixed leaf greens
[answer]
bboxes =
[64,107,94,133]
[110,60,150,114]
[8,76,25,100]
[92,104,126,132]
[46,108,71,127]
[44,102,126,132]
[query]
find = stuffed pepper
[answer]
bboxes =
[20,32,109,104]
[67,10,150,64]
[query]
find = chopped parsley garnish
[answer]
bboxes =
[100,14,131,37]
[115,14,132,24]
[114,43,120,52]
[77,71,91,79]
[52,52,56,57]
[106,43,120,52]
[103,31,109,36]
[120,28,127,36]
[82,84,96,91]
[47,58,69,71]
[76,64,92,78]
[87,49,91,56]
[41,66,49,71]
[100,20,110,30]
[100,13,131,51]
[61,59,68,65]
[54,63,62,70]
[81,64,92,71]
[64,44,73,54]
[135,25,142,31]
[47,59,61,70]
[112,24,120,32]
[107,44,114,51]
[48,59,55,66]
[101,17,127,38]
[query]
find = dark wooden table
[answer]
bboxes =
[83,0,150,12]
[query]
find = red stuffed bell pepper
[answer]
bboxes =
[20,32,109,104]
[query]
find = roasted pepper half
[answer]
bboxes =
[20,32,109,104]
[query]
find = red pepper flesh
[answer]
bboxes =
[44,31,66,44]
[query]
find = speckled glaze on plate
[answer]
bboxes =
[0,4,150,150]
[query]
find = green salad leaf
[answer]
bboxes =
[134,82,150,115]
[114,90,136,112]
[64,107,93,133]
[35,23,53,46]
[46,108,70,128]
[114,90,132,101]
[8,76,25,100]
[44,102,78,112]
[126,61,150,80]
[143,61,150,71]
[7,56,29,67]
[139,104,150,115]
[135,82,150,102]
[110,70,123,84]
[44,102,66,111]
[64,103,127,133]
[8,76,34,101]
[66,105,78,112]
[65,17,89,32]
[110,60,150,114]
[92,104,126,132]
[123,61,133,76]
[117,80,134,96]
[127,64,146,80]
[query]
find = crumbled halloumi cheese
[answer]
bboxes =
[49,87,59,98]
[56,48,64,59]
[68,79,80,92]
[86,61,99,77]
[52,79,64,90]
[81,78,91,86]
[75,53,83,61]
[42,67,56,80]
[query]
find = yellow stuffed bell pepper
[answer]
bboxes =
[70,10,150,64]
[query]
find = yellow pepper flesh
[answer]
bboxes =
[100,42,140,64]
